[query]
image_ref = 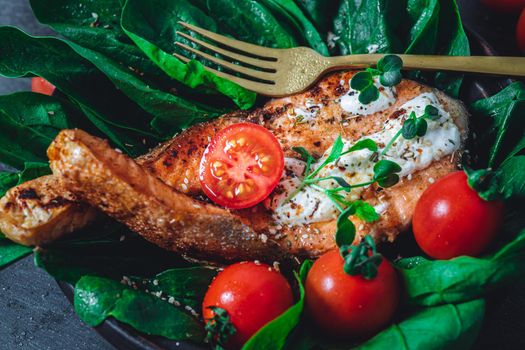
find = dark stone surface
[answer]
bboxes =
[0,0,523,349]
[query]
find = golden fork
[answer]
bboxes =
[176,22,525,96]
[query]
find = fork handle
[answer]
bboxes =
[327,54,525,77]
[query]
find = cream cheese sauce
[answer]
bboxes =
[340,78,396,116]
[268,92,461,226]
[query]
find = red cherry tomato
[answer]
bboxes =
[202,262,294,349]
[481,0,525,13]
[31,77,55,96]
[517,9,525,53]
[413,171,505,260]
[305,250,400,339]
[199,123,284,209]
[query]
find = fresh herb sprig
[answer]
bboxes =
[205,307,236,350]
[288,136,402,252]
[350,55,403,104]
[339,235,383,279]
[381,105,440,157]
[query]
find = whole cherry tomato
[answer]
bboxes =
[202,262,294,349]
[199,123,284,209]
[31,77,55,96]
[305,249,400,339]
[413,171,505,260]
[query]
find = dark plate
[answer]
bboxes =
[58,27,517,350]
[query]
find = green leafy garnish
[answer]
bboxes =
[74,275,205,342]
[402,112,428,139]
[377,54,403,87]
[373,160,401,188]
[353,200,380,223]
[341,235,383,279]
[350,55,403,104]
[205,307,236,349]
[341,138,379,155]
[335,206,357,247]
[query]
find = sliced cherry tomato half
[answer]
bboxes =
[31,77,55,96]
[199,123,284,209]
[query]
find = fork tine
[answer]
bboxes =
[178,21,280,60]
[175,42,275,82]
[173,53,274,93]
[176,31,277,70]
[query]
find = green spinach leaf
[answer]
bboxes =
[399,228,525,306]
[471,82,525,168]
[0,172,18,198]
[67,42,226,136]
[121,0,256,110]
[29,0,170,85]
[257,0,329,55]
[74,275,205,342]
[0,27,155,156]
[467,82,525,200]
[127,267,217,310]
[0,235,33,269]
[0,92,86,169]
[333,0,403,55]
[356,299,485,350]
[207,0,297,49]
[296,0,339,35]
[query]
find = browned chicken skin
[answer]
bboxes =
[0,71,468,262]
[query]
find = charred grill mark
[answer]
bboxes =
[187,145,198,157]
[390,108,406,120]
[41,196,72,209]
[335,83,346,95]
[18,188,40,200]
[309,85,322,97]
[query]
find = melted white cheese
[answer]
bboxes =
[340,78,396,116]
[269,92,461,225]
